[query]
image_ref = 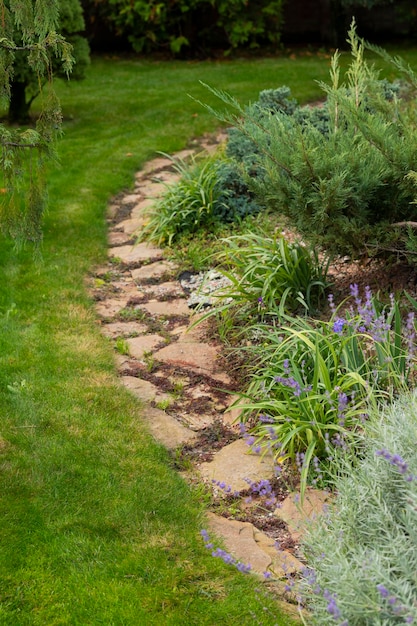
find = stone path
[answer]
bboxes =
[89,135,330,601]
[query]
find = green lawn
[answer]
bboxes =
[1,49,416,624]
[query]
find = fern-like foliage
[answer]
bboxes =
[0,0,74,246]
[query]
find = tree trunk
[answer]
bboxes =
[8,81,31,124]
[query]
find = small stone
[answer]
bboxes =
[121,193,142,205]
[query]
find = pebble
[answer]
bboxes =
[179,269,233,309]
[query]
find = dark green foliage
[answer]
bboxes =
[7,0,90,122]
[142,152,261,245]
[210,23,417,259]
[0,0,75,245]
[83,0,284,55]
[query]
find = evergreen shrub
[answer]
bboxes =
[207,22,417,258]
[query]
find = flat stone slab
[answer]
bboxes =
[100,321,148,339]
[155,340,220,376]
[139,157,174,175]
[141,406,197,449]
[117,217,146,236]
[253,529,304,578]
[131,198,154,218]
[136,181,165,198]
[109,243,164,265]
[131,261,177,283]
[126,334,165,359]
[206,513,271,575]
[95,299,127,319]
[139,298,190,317]
[121,193,142,205]
[199,439,275,493]
[108,230,133,246]
[275,488,333,542]
[122,375,170,403]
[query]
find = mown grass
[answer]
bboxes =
[1,48,416,624]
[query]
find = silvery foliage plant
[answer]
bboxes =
[301,394,417,625]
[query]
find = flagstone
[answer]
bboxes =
[199,438,275,493]
[109,242,164,264]
[126,334,166,359]
[131,261,177,282]
[131,200,154,221]
[275,488,333,542]
[139,298,190,317]
[141,406,197,449]
[206,513,271,575]
[95,299,127,319]
[121,193,142,205]
[139,157,174,176]
[121,375,170,403]
[100,321,148,339]
[118,217,146,236]
[155,339,219,375]
[108,230,133,246]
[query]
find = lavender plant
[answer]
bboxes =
[301,394,417,625]
[234,286,417,497]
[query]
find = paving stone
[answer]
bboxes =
[137,181,165,198]
[155,339,220,376]
[122,375,170,403]
[275,488,333,542]
[117,217,146,236]
[173,149,194,161]
[199,438,275,493]
[100,321,148,339]
[131,261,177,283]
[121,193,142,205]
[139,157,174,176]
[174,409,217,431]
[108,230,133,246]
[139,298,190,317]
[95,299,127,319]
[151,171,180,185]
[206,513,271,575]
[131,198,154,216]
[222,394,247,429]
[109,242,164,265]
[141,406,197,449]
[126,334,166,359]
[253,529,304,578]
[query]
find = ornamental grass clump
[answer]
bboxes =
[207,232,330,316]
[234,285,417,497]
[301,394,417,625]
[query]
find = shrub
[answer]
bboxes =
[233,286,417,497]
[301,393,417,625]
[83,0,284,55]
[205,21,417,258]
